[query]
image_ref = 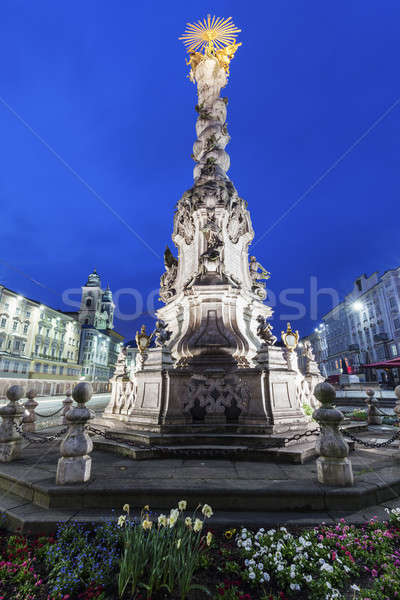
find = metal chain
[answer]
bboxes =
[87,425,321,453]
[35,406,64,418]
[340,428,400,448]
[13,421,68,444]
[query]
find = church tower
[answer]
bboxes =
[78,268,103,326]
[96,284,114,330]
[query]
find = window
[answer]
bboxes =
[35,344,40,354]
[59,366,64,375]
[394,318,400,330]
[21,363,27,374]
[25,311,30,318]
[3,360,9,372]
[14,341,20,351]
[389,297,397,308]
[12,320,18,331]
[35,363,41,373]
[52,365,57,374]
[43,364,49,373]
[23,323,29,334]
[13,361,18,373]
[86,298,92,307]
[391,344,398,357]
[0,318,6,328]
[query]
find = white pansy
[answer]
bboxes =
[320,563,333,573]
[350,585,360,592]
[249,572,255,580]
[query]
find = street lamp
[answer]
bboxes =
[281,322,299,352]
[352,301,363,312]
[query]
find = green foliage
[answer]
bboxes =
[351,409,367,420]
[117,503,213,599]
[302,403,313,417]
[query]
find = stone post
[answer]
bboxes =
[365,388,383,426]
[313,382,354,487]
[56,382,93,485]
[22,390,38,433]
[0,385,25,462]
[62,390,73,424]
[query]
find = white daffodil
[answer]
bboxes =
[178,500,187,511]
[193,518,203,532]
[202,504,213,518]
[117,515,127,527]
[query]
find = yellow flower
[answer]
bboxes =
[193,518,203,533]
[169,508,179,528]
[143,504,150,512]
[117,515,127,528]
[185,516,192,529]
[224,528,236,540]
[122,503,130,514]
[178,500,187,511]
[158,514,167,527]
[206,531,213,546]
[176,538,182,549]
[202,504,213,519]
[142,518,153,530]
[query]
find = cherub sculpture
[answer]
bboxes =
[256,315,277,346]
[215,42,242,76]
[160,246,178,302]
[154,319,172,347]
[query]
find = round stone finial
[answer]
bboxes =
[65,390,72,397]
[6,385,25,403]
[395,385,400,401]
[26,390,37,400]
[72,382,93,405]
[366,388,375,398]
[314,381,336,405]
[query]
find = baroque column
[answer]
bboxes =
[158,19,272,369]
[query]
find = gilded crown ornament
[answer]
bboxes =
[179,15,241,80]
[281,322,299,352]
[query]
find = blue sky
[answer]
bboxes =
[0,0,399,340]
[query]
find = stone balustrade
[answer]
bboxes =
[313,381,354,487]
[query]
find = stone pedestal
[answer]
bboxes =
[23,390,38,433]
[56,383,93,485]
[0,385,25,462]
[313,382,353,487]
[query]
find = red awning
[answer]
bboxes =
[362,358,400,369]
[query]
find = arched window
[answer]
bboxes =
[86,298,92,307]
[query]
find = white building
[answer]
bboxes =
[0,285,81,397]
[0,269,124,397]
[304,268,400,384]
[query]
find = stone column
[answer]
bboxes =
[313,382,354,487]
[0,385,25,462]
[23,390,38,433]
[56,382,93,485]
[62,390,73,424]
[365,388,383,426]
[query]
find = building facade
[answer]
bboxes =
[0,269,124,398]
[302,268,400,383]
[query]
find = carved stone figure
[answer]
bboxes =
[176,198,195,244]
[160,246,178,303]
[154,319,172,347]
[114,347,128,378]
[302,340,316,362]
[256,315,277,346]
[199,218,223,275]
[249,255,271,283]
[227,199,248,243]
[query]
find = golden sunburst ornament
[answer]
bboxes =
[179,15,241,54]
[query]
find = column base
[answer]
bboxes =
[56,455,92,485]
[0,439,23,463]
[316,456,354,487]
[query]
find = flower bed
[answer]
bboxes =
[0,505,400,599]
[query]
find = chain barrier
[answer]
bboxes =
[13,421,68,444]
[87,425,321,453]
[35,406,64,418]
[340,428,400,449]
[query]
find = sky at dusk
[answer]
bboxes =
[0,0,399,341]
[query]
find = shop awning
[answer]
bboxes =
[361,357,400,369]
